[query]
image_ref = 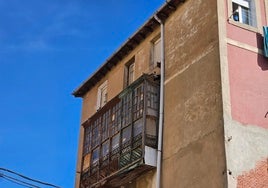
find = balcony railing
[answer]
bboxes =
[80,74,159,188]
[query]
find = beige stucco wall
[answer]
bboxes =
[162,0,227,187]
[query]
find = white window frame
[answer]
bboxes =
[228,0,261,32]
[151,37,161,69]
[97,80,108,110]
[128,63,134,85]
[124,58,135,88]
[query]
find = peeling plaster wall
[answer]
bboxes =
[224,118,268,186]
[237,159,268,187]
[162,0,227,187]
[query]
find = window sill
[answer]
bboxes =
[228,19,260,33]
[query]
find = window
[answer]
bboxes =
[151,37,161,69]
[97,81,108,109]
[124,58,135,87]
[231,0,256,27]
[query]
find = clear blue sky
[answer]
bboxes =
[0,0,164,187]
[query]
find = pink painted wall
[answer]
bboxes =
[226,0,268,129]
[227,45,268,128]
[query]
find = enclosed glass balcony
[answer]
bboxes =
[80,74,159,188]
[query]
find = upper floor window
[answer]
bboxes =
[151,37,161,69]
[97,80,108,110]
[231,0,256,27]
[124,58,135,88]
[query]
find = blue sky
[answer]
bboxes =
[0,0,164,187]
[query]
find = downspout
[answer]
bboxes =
[154,14,164,188]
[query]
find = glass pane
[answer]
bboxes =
[122,126,131,144]
[92,124,99,147]
[110,102,121,136]
[134,120,143,137]
[92,148,99,164]
[241,6,249,24]
[83,126,91,155]
[102,111,110,141]
[102,141,109,157]
[122,93,132,127]
[112,134,120,151]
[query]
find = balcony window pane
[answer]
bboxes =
[110,102,121,136]
[102,141,109,158]
[122,93,132,127]
[83,126,91,155]
[92,118,101,148]
[122,126,131,145]
[133,120,143,137]
[112,134,120,151]
[92,147,99,164]
[102,111,110,141]
[133,85,144,121]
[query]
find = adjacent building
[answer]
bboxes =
[73,0,268,187]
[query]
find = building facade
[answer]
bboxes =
[73,0,268,187]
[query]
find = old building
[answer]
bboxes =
[73,0,268,187]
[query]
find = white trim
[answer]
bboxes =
[226,38,264,55]
[233,0,249,8]
[96,80,108,110]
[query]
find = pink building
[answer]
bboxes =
[219,0,268,186]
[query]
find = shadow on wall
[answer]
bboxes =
[256,33,268,71]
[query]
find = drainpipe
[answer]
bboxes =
[154,14,164,188]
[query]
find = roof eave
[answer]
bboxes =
[72,0,184,98]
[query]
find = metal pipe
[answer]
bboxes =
[154,14,164,188]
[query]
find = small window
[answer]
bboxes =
[124,58,135,87]
[231,0,256,27]
[151,37,161,69]
[97,81,108,110]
